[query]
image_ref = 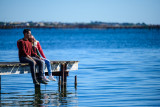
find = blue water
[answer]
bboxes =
[0,28,160,106]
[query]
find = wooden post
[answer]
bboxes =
[61,63,67,86]
[35,85,41,94]
[75,75,77,84]
[35,84,40,89]
[34,85,41,105]
[75,75,77,90]
[64,63,67,83]
[58,76,61,91]
[60,63,67,92]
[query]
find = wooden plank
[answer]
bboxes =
[44,71,69,76]
[0,62,29,67]
[0,61,79,75]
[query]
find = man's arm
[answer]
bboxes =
[18,41,28,57]
[18,40,37,64]
[31,47,43,61]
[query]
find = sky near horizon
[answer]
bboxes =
[0,0,160,24]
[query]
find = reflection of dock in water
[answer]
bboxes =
[0,83,78,106]
[0,61,79,106]
[34,83,78,106]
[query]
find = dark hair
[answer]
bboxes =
[23,29,31,35]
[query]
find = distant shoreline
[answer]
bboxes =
[1,21,160,29]
[1,25,160,29]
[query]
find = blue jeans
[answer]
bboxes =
[42,58,52,76]
[19,57,44,82]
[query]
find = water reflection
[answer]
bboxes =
[1,82,78,106]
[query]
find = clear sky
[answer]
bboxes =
[0,0,160,24]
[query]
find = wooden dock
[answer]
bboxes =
[0,61,79,90]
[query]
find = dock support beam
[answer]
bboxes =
[61,63,67,85]
[75,75,77,90]
[60,63,67,92]
[35,84,40,89]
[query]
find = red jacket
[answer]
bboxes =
[17,39,37,58]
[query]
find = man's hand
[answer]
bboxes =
[36,55,43,60]
[33,60,37,65]
[40,57,44,60]
[27,55,37,65]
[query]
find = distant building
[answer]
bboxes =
[36,22,45,26]
[25,23,30,26]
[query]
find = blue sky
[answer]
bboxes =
[0,0,160,24]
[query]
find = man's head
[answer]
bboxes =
[23,29,31,39]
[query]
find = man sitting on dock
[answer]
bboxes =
[17,29,47,85]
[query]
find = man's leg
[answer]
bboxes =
[19,57,39,85]
[41,60,46,77]
[39,59,50,82]
[32,57,48,84]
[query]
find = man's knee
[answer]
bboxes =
[31,63,36,67]
[39,60,45,66]
[29,61,36,66]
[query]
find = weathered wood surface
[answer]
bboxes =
[0,61,79,75]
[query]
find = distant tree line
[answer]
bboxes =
[0,21,160,29]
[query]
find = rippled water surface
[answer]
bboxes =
[0,28,160,106]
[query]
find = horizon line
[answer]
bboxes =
[1,21,160,25]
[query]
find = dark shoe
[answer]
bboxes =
[38,79,48,84]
